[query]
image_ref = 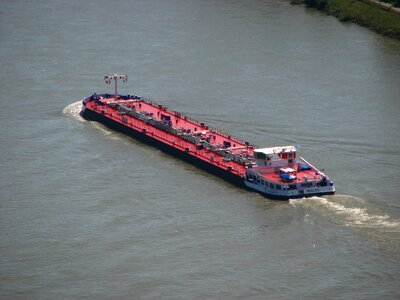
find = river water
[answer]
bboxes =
[1,0,400,299]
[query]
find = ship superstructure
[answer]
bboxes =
[244,146,334,198]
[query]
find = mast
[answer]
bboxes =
[104,74,128,99]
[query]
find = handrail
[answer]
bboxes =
[87,94,255,166]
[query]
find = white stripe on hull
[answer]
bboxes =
[244,179,335,199]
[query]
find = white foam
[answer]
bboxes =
[290,195,400,231]
[62,101,85,122]
[62,101,121,139]
[91,123,121,140]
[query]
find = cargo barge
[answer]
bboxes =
[81,75,335,200]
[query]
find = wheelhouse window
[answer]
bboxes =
[301,182,313,188]
[255,152,266,160]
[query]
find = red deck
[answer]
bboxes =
[86,96,252,177]
[259,167,325,185]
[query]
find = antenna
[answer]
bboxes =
[104,74,128,100]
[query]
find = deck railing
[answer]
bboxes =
[88,94,255,166]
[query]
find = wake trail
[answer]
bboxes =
[62,101,120,139]
[62,101,85,122]
[290,195,400,231]
[290,195,400,253]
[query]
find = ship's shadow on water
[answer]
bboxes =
[290,195,400,254]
